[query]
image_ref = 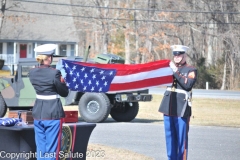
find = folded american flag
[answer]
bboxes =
[60,59,173,93]
[0,118,20,126]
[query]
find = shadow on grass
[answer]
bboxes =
[77,117,163,124]
[132,118,163,123]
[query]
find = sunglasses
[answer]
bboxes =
[173,51,185,56]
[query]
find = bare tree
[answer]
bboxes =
[0,0,21,36]
[68,0,240,89]
[0,0,6,35]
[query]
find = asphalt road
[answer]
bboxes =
[149,88,240,100]
[89,88,240,159]
[89,122,240,160]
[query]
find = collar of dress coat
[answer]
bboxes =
[39,64,51,68]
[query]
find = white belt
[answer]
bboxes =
[166,87,188,95]
[166,87,192,107]
[36,94,60,100]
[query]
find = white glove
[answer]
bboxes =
[56,59,67,78]
[169,61,178,72]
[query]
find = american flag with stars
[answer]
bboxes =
[62,59,117,92]
[60,59,173,93]
[0,118,20,126]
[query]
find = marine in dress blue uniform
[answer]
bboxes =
[159,45,197,160]
[29,44,69,160]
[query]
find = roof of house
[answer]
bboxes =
[0,0,79,43]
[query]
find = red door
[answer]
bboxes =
[20,44,27,58]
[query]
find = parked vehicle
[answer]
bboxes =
[0,54,152,123]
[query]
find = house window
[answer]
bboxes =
[59,45,67,56]
[28,45,32,54]
[20,44,26,50]
[0,43,2,54]
[71,44,75,56]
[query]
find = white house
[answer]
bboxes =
[0,0,79,70]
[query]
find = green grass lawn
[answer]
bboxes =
[137,95,240,127]
[63,94,240,127]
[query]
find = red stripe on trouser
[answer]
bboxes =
[183,143,187,160]
[70,125,77,160]
[56,118,63,160]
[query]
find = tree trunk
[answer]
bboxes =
[0,0,6,36]
[144,0,156,62]
[135,32,141,64]
[229,52,235,90]
[101,0,109,54]
[125,31,131,64]
[124,0,131,64]
[220,54,227,90]
[206,23,214,66]
[95,31,99,54]
[102,23,109,54]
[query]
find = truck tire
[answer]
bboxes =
[110,102,139,122]
[79,93,110,123]
[0,94,7,117]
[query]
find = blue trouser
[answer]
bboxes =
[34,119,61,160]
[164,115,189,160]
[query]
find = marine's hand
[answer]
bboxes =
[56,59,67,79]
[60,76,65,83]
[169,61,177,72]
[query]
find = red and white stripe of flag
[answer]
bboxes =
[74,59,173,93]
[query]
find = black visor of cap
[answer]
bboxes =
[173,51,185,56]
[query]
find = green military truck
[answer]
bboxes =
[0,54,152,123]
